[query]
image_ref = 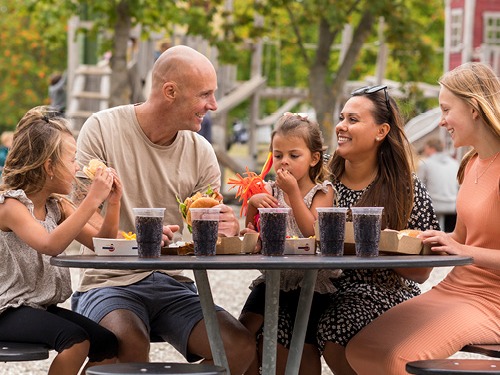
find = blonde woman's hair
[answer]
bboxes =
[1,106,74,195]
[271,113,331,184]
[439,62,500,183]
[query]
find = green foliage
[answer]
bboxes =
[1,0,445,134]
[0,1,68,129]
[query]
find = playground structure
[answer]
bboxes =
[65,0,500,176]
[65,16,442,176]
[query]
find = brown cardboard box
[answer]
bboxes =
[315,221,432,255]
[344,222,432,255]
[216,233,260,254]
[284,238,317,255]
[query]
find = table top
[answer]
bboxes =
[50,254,473,270]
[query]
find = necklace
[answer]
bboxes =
[475,152,499,184]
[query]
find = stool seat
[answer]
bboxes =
[406,359,500,375]
[86,362,227,375]
[0,341,50,362]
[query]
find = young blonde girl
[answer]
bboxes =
[347,62,500,375]
[0,107,121,375]
[239,112,336,375]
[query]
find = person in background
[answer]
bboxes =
[71,45,254,374]
[198,111,213,143]
[0,106,120,375]
[239,112,336,375]
[48,71,67,116]
[417,138,459,232]
[0,131,14,174]
[276,85,439,375]
[347,62,500,375]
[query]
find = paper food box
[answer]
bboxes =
[314,221,431,255]
[93,238,138,256]
[344,222,431,255]
[166,233,260,255]
[216,233,260,254]
[284,237,317,255]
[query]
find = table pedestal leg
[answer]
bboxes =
[262,269,280,375]
[285,269,318,375]
[193,270,230,374]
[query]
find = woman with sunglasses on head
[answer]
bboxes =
[347,62,500,375]
[275,85,439,375]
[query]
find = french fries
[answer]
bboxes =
[121,231,137,240]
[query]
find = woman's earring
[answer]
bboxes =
[50,175,53,180]
[375,137,380,141]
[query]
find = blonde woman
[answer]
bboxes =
[347,62,500,375]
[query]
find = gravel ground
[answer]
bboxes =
[1,232,493,374]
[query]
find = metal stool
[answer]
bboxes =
[86,362,227,375]
[0,341,50,362]
[406,359,500,374]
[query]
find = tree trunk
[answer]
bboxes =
[309,11,376,151]
[309,18,336,150]
[109,0,132,108]
[329,11,376,147]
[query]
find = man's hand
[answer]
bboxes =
[217,204,240,237]
[162,225,180,247]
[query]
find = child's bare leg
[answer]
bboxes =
[48,340,89,375]
[240,312,264,375]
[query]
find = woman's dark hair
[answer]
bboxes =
[328,89,414,230]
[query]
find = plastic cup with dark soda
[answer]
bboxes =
[317,207,348,256]
[351,207,384,257]
[133,208,165,258]
[258,207,290,256]
[190,207,220,256]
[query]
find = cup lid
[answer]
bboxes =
[351,207,384,214]
[316,207,348,213]
[132,208,166,217]
[258,207,291,214]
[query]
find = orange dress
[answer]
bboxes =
[346,154,500,375]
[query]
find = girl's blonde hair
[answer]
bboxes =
[438,62,500,183]
[271,113,330,184]
[1,106,74,195]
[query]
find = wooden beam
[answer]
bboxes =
[255,98,304,127]
[214,148,246,174]
[214,76,267,115]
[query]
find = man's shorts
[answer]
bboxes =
[72,272,224,361]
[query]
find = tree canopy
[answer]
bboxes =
[1,0,444,145]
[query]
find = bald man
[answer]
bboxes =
[72,45,254,373]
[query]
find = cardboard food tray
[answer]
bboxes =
[344,222,431,255]
[166,233,260,255]
[216,233,260,254]
[93,238,138,256]
[314,221,432,255]
[284,238,317,255]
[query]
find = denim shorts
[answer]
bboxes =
[72,272,223,361]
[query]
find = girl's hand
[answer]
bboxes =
[87,166,114,205]
[240,222,261,253]
[419,230,464,255]
[249,193,278,208]
[107,168,123,205]
[275,168,299,195]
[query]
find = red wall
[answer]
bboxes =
[449,0,500,70]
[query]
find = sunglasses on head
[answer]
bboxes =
[351,85,391,114]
